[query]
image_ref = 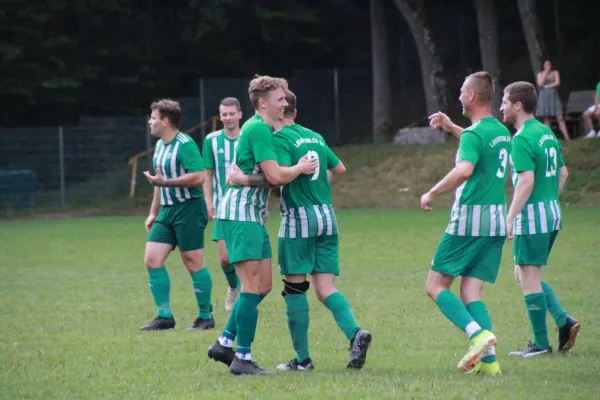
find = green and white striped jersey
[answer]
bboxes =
[511,118,564,235]
[152,132,204,206]
[202,129,238,211]
[273,124,340,238]
[445,117,512,236]
[217,114,277,225]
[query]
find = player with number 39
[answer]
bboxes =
[502,81,581,358]
[228,89,372,372]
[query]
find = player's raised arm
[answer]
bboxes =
[428,111,464,139]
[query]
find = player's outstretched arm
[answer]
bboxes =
[328,161,346,184]
[144,168,204,188]
[506,171,534,239]
[428,112,464,138]
[420,161,474,211]
[558,166,568,194]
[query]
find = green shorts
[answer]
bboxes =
[220,219,272,264]
[513,231,559,266]
[211,219,224,242]
[278,235,340,276]
[431,233,506,283]
[147,198,208,252]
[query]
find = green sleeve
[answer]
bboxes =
[511,135,535,172]
[596,82,600,97]
[250,123,277,163]
[326,146,340,169]
[179,142,204,173]
[457,130,481,165]
[202,137,214,169]
[273,135,292,166]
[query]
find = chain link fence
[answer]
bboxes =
[0,68,373,213]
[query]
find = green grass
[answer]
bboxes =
[1,208,599,399]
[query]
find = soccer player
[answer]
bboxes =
[423,71,511,375]
[202,97,243,311]
[501,81,581,357]
[228,89,372,371]
[141,99,214,331]
[206,76,317,375]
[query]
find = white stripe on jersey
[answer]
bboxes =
[489,205,497,236]
[299,207,309,238]
[238,187,250,221]
[322,204,333,235]
[211,137,222,205]
[471,205,481,236]
[170,141,184,202]
[554,200,562,231]
[313,205,324,236]
[279,196,289,238]
[498,205,506,235]
[457,205,468,236]
[527,204,536,234]
[288,208,297,238]
[538,202,548,233]
[159,144,173,205]
[228,189,239,220]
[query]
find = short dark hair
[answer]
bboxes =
[150,99,182,128]
[466,71,494,105]
[220,97,241,111]
[504,81,537,113]
[283,89,296,118]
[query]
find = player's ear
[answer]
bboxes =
[292,109,297,119]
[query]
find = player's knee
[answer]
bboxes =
[144,253,164,269]
[281,279,310,298]
[260,280,272,296]
[219,253,230,267]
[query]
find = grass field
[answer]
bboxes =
[1,208,599,399]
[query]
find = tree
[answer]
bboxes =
[392,0,448,117]
[517,0,547,77]
[474,0,503,117]
[370,0,392,142]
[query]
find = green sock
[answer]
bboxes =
[525,292,549,349]
[435,290,480,337]
[323,292,360,340]
[222,300,238,341]
[190,267,213,320]
[148,267,172,318]
[236,293,260,355]
[541,280,568,328]
[466,301,496,363]
[222,264,238,289]
[285,294,310,363]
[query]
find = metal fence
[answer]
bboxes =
[0,68,374,212]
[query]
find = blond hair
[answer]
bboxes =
[248,75,289,109]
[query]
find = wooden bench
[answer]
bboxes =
[564,90,596,138]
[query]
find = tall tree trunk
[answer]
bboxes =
[474,0,503,118]
[370,0,392,142]
[517,0,547,77]
[393,0,448,116]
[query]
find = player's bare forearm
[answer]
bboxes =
[558,166,568,194]
[162,171,204,188]
[449,123,464,139]
[507,174,534,222]
[328,162,346,184]
[428,162,473,199]
[249,173,277,188]
[203,169,213,198]
[149,187,160,215]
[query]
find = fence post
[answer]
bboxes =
[333,68,340,145]
[58,125,66,207]
[199,77,206,140]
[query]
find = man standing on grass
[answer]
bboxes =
[206,76,317,376]
[501,81,581,357]
[422,71,510,376]
[141,98,214,331]
[202,97,242,311]
[228,89,372,372]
